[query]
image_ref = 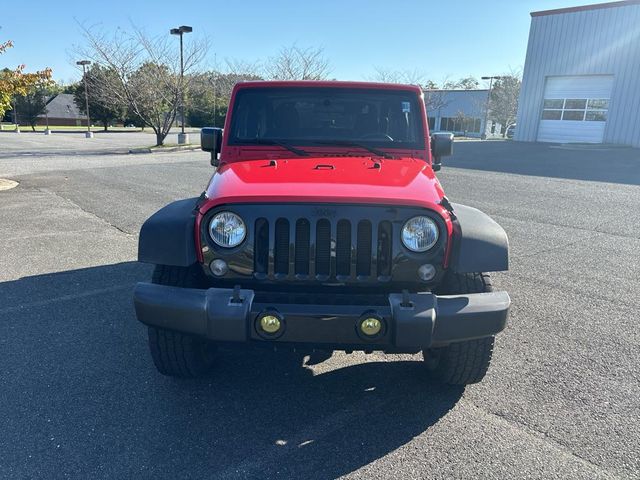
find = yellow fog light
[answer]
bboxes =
[360,317,382,337]
[260,315,282,334]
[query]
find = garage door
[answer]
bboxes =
[537,75,613,143]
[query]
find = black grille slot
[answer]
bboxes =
[336,220,351,276]
[294,219,310,275]
[356,220,372,276]
[254,218,269,274]
[377,221,392,277]
[274,218,290,274]
[315,219,331,276]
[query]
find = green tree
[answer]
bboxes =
[127,61,180,144]
[73,65,125,131]
[14,88,47,130]
[187,71,262,128]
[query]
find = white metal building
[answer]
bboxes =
[425,89,502,138]
[515,0,640,146]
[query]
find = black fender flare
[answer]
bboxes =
[449,203,509,273]
[138,197,199,266]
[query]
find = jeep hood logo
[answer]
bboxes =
[312,207,337,217]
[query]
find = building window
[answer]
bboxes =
[564,99,587,110]
[428,117,435,130]
[440,117,482,133]
[543,99,564,109]
[542,110,562,120]
[588,99,609,109]
[542,98,608,122]
[562,110,585,121]
[585,111,607,121]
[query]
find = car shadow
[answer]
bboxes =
[445,140,640,186]
[0,261,463,479]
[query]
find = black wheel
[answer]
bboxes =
[425,272,495,385]
[147,264,216,378]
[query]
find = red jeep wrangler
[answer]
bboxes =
[134,81,510,385]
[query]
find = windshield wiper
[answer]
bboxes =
[311,140,393,159]
[242,139,309,156]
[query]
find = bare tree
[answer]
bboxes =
[76,25,208,145]
[369,70,480,113]
[224,58,263,79]
[369,67,427,85]
[443,76,479,90]
[424,89,452,113]
[265,45,331,80]
[422,77,481,119]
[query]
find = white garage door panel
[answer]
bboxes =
[538,120,606,143]
[544,75,614,98]
[537,75,613,144]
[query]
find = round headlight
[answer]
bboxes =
[401,216,439,252]
[209,211,246,248]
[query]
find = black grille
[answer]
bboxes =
[315,219,331,276]
[254,218,269,274]
[274,218,290,274]
[294,219,310,275]
[377,221,392,277]
[254,216,388,281]
[356,220,372,276]
[336,220,351,276]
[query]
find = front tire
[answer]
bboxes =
[147,264,216,378]
[425,272,495,385]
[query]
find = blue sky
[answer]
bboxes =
[2,0,592,86]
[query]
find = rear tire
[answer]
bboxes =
[426,272,495,385]
[147,264,216,378]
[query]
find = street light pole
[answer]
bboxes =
[76,60,93,138]
[481,75,502,140]
[212,53,217,128]
[170,25,192,144]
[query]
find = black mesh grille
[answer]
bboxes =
[336,220,351,276]
[356,220,372,276]
[294,219,310,275]
[377,221,392,277]
[315,219,331,276]
[254,218,269,274]
[274,218,290,274]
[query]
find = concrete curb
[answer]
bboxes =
[128,145,201,155]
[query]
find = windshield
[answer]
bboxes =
[228,87,425,150]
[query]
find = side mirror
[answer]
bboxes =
[201,127,223,166]
[430,132,454,172]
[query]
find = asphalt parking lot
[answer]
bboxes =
[1,133,639,479]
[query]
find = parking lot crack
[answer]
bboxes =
[32,186,135,236]
[469,403,625,478]
[1,284,132,314]
[492,212,640,242]
[510,270,639,312]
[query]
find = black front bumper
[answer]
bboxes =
[133,284,510,352]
